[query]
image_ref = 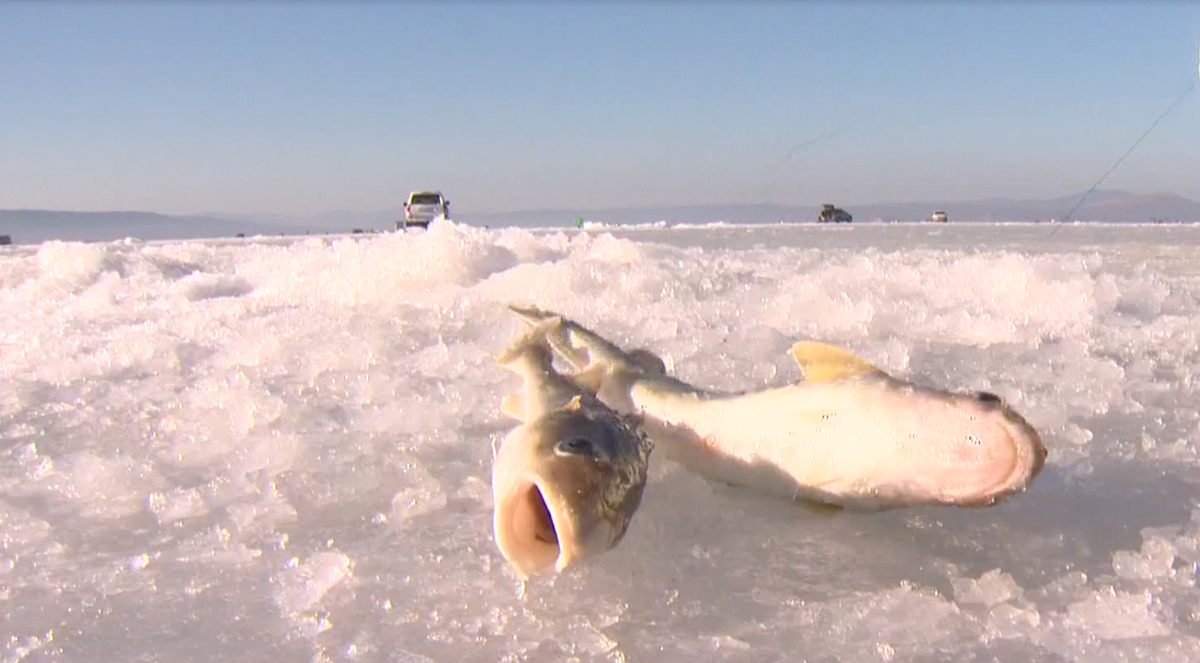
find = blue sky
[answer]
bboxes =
[2,1,1199,215]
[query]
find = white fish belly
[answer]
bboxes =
[634,379,1039,507]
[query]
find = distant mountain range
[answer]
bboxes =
[461,190,1200,227]
[3,189,1199,245]
[0,210,307,245]
[199,189,1200,228]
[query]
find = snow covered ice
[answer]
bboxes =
[4,219,1200,662]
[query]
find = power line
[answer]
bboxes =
[1060,77,1197,224]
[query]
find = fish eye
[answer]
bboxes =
[556,437,600,458]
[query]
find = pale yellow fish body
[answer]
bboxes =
[509,305,1047,510]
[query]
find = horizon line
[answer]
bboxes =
[1,187,1194,220]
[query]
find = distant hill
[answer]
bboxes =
[460,190,1200,227]
[204,208,405,232]
[3,190,1198,245]
[0,209,351,245]
[844,190,1200,224]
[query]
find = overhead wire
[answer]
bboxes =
[751,23,1199,231]
[1042,30,1199,235]
[1058,77,1197,226]
[751,12,881,207]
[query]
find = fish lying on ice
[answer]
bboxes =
[509,305,1047,511]
[490,317,653,578]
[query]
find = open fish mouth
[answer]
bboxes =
[519,483,558,546]
[496,477,578,576]
[991,403,1048,496]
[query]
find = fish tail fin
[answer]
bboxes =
[627,348,667,375]
[508,304,667,377]
[507,304,558,327]
[500,392,525,421]
[565,363,608,395]
[507,304,594,368]
[496,316,562,372]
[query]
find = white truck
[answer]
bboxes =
[398,190,450,230]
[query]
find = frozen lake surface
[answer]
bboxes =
[3,220,1200,662]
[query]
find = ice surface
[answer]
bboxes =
[3,220,1200,662]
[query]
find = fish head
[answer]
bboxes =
[491,395,652,578]
[972,390,1048,492]
[929,387,1049,506]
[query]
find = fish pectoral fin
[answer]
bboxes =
[789,475,847,517]
[791,497,845,517]
[789,340,888,382]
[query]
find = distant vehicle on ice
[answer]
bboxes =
[817,203,853,223]
[398,190,450,230]
[929,210,948,223]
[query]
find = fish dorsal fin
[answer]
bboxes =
[789,341,887,382]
